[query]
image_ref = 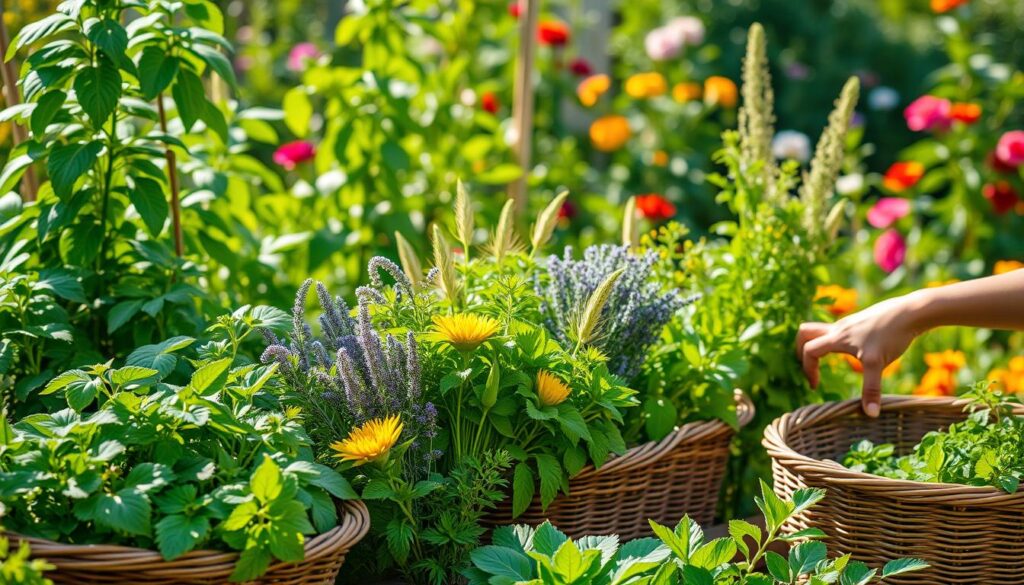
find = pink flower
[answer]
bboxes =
[867,198,911,229]
[287,43,320,72]
[903,95,951,132]
[874,229,906,273]
[995,130,1024,168]
[273,141,316,170]
[644,26,684,61]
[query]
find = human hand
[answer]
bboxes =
[797,294,924,417]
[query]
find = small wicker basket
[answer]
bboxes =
[764,395,1024,584]
[487,390,754,540]
[9,499,370,585]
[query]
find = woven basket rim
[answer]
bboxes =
[763,394,1024,504]
[573,388,754,479]
[7,499,370,573]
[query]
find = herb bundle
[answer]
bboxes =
[844,386,1024,493]
[0,307,356,582]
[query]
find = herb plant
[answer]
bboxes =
[844,385,1024,493]
[0,306,356,582]
[465,481,927,584]
[0,537,53,585]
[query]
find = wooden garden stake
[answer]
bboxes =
[507,0,538,219]
[157,95,184,258]
[0,2,39,202]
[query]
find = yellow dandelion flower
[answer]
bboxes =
[430,313,500,352]
[624,72,668,99]
[577,74,610,108]
[672,82,702,103]
[331,415,403,466]
[536,370,571,407]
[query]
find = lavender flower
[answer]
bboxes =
[538,244,694,379]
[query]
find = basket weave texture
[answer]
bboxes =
[487,390,754,540]
[8,499,370,585]
[764,395,1024,584]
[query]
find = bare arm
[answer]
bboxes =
[797,270,1024,417]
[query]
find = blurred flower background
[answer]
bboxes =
[1,0,1022,415]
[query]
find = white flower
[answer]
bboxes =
[771,130,811,163]
[836,174,865,195]
[868,86,899,111]
[667,16,704,46]
[316,170,347,193]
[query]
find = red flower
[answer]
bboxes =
[634,194,676,221]
[983,181,1020,215]
[988,151,1018,174]
[874,229,906,273]
[903,95,951,132]
[558,200,577,220]
[273,141,316,170]
[569,58,592,76]
[508,2,520,18]
[882,161,925,192]
[538,20,570,46]
[996,130,1024,168]
[949,102,981,124]
[480,91,499,114]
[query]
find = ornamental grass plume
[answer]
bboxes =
[455,179,475,256]
[536,371,571,407]
[429,313,500,352]
[432,224,462,305]
[486,199,523,262]
[622,196,639,251]
[394,231,423,285]
[331,415,404,466]
[539,245,694,379]
[738,23,776,184]
[530,191,570,257]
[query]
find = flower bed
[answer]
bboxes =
[764,396,1024,583]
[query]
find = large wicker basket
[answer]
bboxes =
[487,390,754,540]
[764,395,1024,584]
[9,500,370,585]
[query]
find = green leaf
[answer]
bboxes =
[95,488,152,535]
[307,464,357,500]
[186,358,231,395]
[190,43,237,88]
[126,336,194,379]
[155,513,209,560]
[282,87,312,137]
[511,462,535,518]
[66,377,100,411]
[360,479,394,500]
[308,488,338,533]
[470,545,532,580]
[840,560,875,585]
[87,19,128,62]
[138,48,180,100]
[535,454,562,509]
[644,397,678,441]
[267,522,306,563]
[172,69,206,131]
[36,269,85,303]
[110,366,159,387]
[8,13,75,60]
[531,522,567,557]
[230,546,272,582]
[555,404,591,444]
[251,456,283,503]
[47,141,102,199]
[475,163,523,185]
[73,57,121,126]
[765,551,791,582]
[689,538,736,570]
[108,299,144,334]
[881,558,929,577]
[59,221,103,265]
[789,541,827,576]
[381,140,409,172]
[222,500,258,531]
[30,90,66,135]
[728,519,761,558]
[563,444,587,477]
[130,177,168,236]
[755,479,792,533]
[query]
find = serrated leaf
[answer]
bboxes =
[87,19,128,62]
[130,177,168,236]
[881,558,929,577]
[470,545,532,580]
[535,454,561,509]
[138,48,180,100]
[155,513,209,560]
[251,456,282,503]
[765,551,791,582]
[95,488,151,535]
[187,357,231,395]
[511,462,535,518]
[47,141,102,198]
[73,57,121,126]
[172,68,206,131]
[108,299,144,334]
[230,546,272,582]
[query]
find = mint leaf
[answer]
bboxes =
[95,488,151,535]
[511,462,535,518]
[251,456,283,503]
[155,513,209,560]
[230,546,272,582]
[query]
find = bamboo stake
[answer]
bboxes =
[0,2,38,202]
[156,95,184,258]
[507,0,538,219]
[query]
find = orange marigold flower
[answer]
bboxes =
[635,194,676,221]
[840,354,901,378]
[950,102,981,124]
[815,285,857,317]
[704,76,738,108]
[536,370,571,406]
[538,20,570,46]
[577,74,610,108]
[995,260,1024,275]
[480,91,499,114]
[672,82,702,103]
[930,0,969,13]
[624,72,668,99]
[589,115,630,152]
[652,150,669,167]
[882,161,925,193]
[914,367,957,396]
[924,350,966,372]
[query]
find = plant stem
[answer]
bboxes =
[156,94,184,258]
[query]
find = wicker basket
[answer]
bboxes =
[764,395,1024,584]
[487,389,754,540]
[8,500,370,585]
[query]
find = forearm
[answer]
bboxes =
[905,271,1024,333]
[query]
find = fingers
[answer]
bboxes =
[861,360,883,418]
[800,335,836,389]
[796,322,831,359]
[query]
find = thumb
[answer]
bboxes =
[861,361,883,418]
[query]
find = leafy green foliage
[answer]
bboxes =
[844,387,1024,492]
[0,308,353,581]
[467,482,927,584]
[0,537,54,585]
